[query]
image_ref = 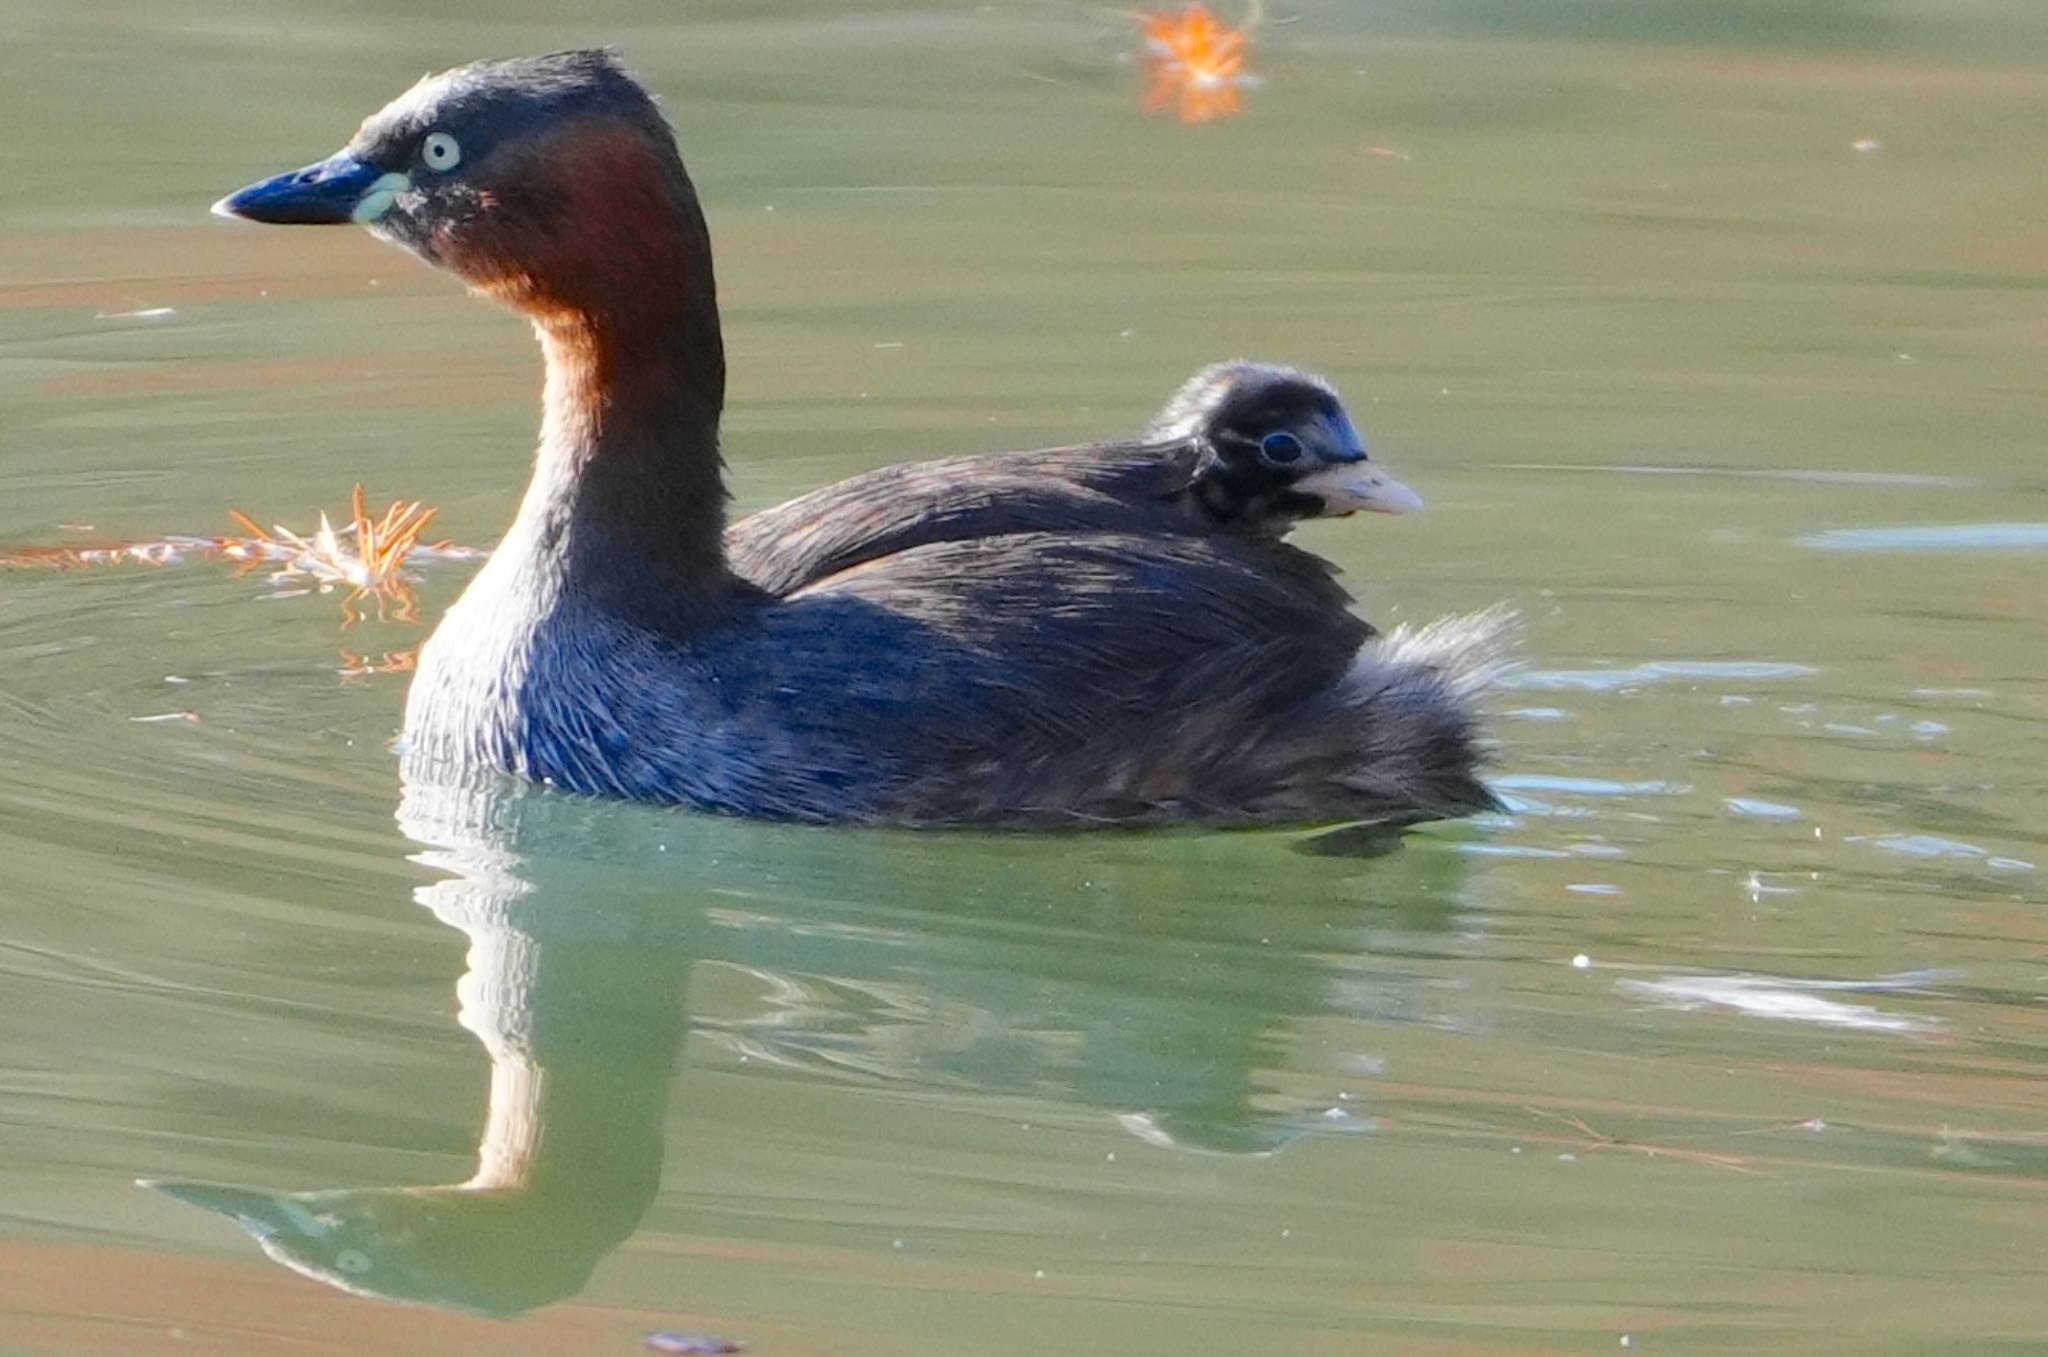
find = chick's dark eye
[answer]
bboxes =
[1259,431,1304,465]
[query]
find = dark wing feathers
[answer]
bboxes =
[727,439,1208,595]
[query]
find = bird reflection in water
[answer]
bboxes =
[147,770,1472,1316]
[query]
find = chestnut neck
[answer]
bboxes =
[496,156,736,629]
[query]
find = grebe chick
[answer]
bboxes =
[729,362,1415,595]
[1148,361,1424,531]
[214,50,1505,825]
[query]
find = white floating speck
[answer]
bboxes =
[1745,871,1800,899]
[1568,883,1621,896]
[1572,953,1592,970]
[1852,137,1882,153]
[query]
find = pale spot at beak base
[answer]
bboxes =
[350,172,414,224]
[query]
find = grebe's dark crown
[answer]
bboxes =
[1144,361,1345,445]
[350,49,668,169]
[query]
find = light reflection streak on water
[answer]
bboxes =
[1799,523,2048,552]
[1503,660,1819,692]
[1618,970,1955,1035]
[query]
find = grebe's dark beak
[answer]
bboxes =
[212,152,408,226]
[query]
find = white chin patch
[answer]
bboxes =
[350,172,414,225]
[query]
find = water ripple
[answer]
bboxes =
[1724,796,1802,819]
[1496,774,1686,797]
[1798,522,2048,552]
[1619,970,1950,1034]
[1505,660,1817,692]
[1848,833,2035,870]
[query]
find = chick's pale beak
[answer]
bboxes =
[212,153,410,226]
[1289,409,1424,515]
[1293,460,1426,516]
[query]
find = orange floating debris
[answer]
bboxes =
[1139,4,1259,124]
[338,647,420,679]
[1,486,486,626]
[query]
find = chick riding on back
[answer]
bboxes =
[730,361,1417,594]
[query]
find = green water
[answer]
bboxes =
[4,4,2046,1354]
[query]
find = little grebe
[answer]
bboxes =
[216,50,1505,825]
[730,361,1418,595]
[1146,361,1425,529]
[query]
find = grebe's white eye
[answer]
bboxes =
[420,132,462,172]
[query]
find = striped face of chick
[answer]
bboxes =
[1148,362,1424,533]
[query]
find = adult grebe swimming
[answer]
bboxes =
[215,50,1504,825]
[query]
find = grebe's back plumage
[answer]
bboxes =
[727,438,1213,599]
[215,50,1506,826]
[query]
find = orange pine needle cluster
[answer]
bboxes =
[1,486,484,626]
[225,485,451,621]
[1140,4,1258,124]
